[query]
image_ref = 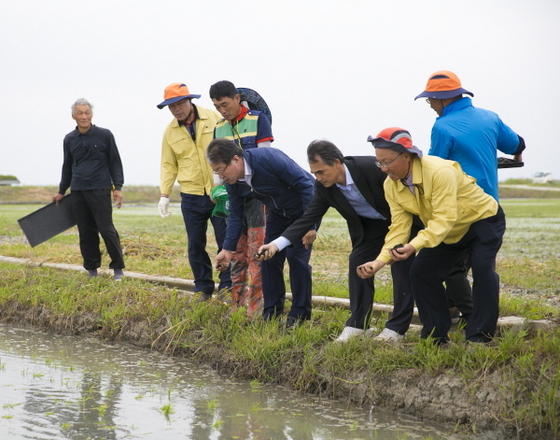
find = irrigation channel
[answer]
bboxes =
[0,324,475,440]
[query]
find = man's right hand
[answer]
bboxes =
[215,249,232,272]
[255,243,278,261]
[158,196,170,218]
[52,193,63,205]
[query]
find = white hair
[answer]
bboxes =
[71,98,93,115]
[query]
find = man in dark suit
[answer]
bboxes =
[257,140,420,342]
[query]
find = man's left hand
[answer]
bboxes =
[113,190,123,209]
[302,230,317,249]
[388,243,415,261]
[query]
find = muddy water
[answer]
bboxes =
[0,325,469,440]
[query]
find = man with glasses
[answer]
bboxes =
[415,71,526,324]
[207,138,314,329]
[256,140,422,342]
[157,83,231,301]
[209,80,273,315]
[358,128,506,346]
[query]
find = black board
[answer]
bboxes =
[497,157,524,169]
[17,194,77,247]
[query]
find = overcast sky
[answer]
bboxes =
[1,0,558,188]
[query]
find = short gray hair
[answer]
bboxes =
[71,98,93,115]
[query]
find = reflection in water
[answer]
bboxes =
[0,325,469,439]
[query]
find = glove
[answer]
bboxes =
[158,196,170,218]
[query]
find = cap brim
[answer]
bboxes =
[157,94,201,109]
[414,88,473,100]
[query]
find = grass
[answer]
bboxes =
[0,262,559,437]
[1,187,560,438]
[1,194,559,304]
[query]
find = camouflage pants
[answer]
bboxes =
[230,198,265,316]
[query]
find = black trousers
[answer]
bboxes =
[262,217,313,320]
[384,223,421,335]
[445,248,473,318]
[411,206,506,343]
[346,218,415,330]
[71,189,125,271]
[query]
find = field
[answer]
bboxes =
[1,187,560,438]
[1,188,559,313]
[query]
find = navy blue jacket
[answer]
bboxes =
[224,148,314,251]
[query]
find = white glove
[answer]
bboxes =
[158,197,171,218]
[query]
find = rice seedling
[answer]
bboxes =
[160,403,174,417]
[207,399,217,412]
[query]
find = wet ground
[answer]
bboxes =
[0,324,471,440]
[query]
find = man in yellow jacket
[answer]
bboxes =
[157,83,231,300]
[357,127,505,346]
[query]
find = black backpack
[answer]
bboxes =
[237,87,272,125]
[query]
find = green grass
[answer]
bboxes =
[1,198,559,302]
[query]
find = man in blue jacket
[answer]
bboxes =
[415,70,525,323]
[207,138,315,328]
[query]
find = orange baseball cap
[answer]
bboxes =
[157,83,201,109]
[367,127,423,158]
[414,70,473,100]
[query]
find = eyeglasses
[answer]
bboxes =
[375,152,402,168]
[213,163,229,175]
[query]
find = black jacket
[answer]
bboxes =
[58,125,124,194]
[282,156,391,248]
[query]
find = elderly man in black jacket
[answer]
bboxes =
[52,98,125,281]
[257,140,420,342]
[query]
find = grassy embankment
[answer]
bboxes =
[0,184,559,438]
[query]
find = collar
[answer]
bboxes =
[76,124,94,135]
[239,158,253,185]
[232,105,249,123]
[396,157,422,193]
[179,104,199,126]
[441,96,472,117]
[336,164,354,189]
[411,157,423,186]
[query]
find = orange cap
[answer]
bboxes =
[414,70,473,100]
[157,83,201,109]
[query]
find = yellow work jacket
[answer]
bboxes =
[160,105,221,196]
[377,155,498,264]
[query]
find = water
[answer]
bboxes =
[0,325,469,440]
